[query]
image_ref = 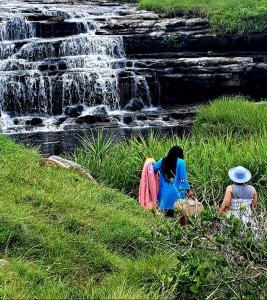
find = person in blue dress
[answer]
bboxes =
[153,146,192,218]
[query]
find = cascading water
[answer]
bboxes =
[0,16,35,41]
[0,0,152,131]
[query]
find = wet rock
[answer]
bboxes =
[112,115,122,122]
[76,112,110,124]
[25,117,43,126]
[123,115,134,124]
[6,111,16,118]
[64,105,84,118]
[170,112,186,120]
[57,116,68,124]
[91,106,109,120]
[162,114,170,122]
[147,120,168,127]
[38,64,49,71]
[58,62,67,70]
[147,113,159,120]
[76,115,97,124]
[31,117,43,126]
[75,105,110,124]
[128,120,140,127]
[125,98,144,111]
[136,113,147,121]
[13,118,20,125]
[50,16,65,23]
[170,111,195,120]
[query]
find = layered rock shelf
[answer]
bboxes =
[98,5,267,104]
[0,0,266,153]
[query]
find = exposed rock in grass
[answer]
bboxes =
[0,259,9,268]
[43,155,94,180]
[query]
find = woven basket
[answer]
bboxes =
[174,199,203,217]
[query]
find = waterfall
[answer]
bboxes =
[0,16,35,41]
[0,0,152,125]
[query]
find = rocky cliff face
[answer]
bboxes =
[97,4,267,105]
[1,0,267,153]
[8,0,267,112]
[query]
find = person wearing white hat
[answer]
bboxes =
[219,166,257,224]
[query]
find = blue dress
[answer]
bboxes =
[153,159,190,210]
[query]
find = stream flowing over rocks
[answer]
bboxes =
[0,0,266,153]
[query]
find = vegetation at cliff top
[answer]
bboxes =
[138,0,267,35]
[0,97,266,298]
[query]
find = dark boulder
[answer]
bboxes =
[25,117,43,126]
[136,113,147,121]
[76,115,96,124]
[147,113,159,120]
[64,105,84,118]
[75,105,110,124]
[170,111,196,120]
[13,118,20,125]
[91,106,109,120]
[57,116,68,124]
[50,16,65,23]
[123,115,134,124]
[170,112,186,120]
[76,112,110,124]
[125,98,144,111]
[162,114,170,122]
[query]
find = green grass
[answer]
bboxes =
[138,0,267,35]
[194,96,267,136]
[0,136,177,299]
[72,96,267,297]
[75,132,267,206]
[0,97,266,298]
[74,98,267,207]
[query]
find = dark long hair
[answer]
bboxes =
[162,146,184,182]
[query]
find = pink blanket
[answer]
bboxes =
[139,158,159,209]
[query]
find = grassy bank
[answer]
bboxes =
[138,0,267,35]
[0,135,266,299]
[0,97,266,298]
[0,136,175,299]
[194,96,267,136]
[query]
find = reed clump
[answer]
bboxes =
[75,97,267,208]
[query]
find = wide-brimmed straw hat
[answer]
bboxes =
[228,166,251,184]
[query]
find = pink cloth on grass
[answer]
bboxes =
[139,158,159,209]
